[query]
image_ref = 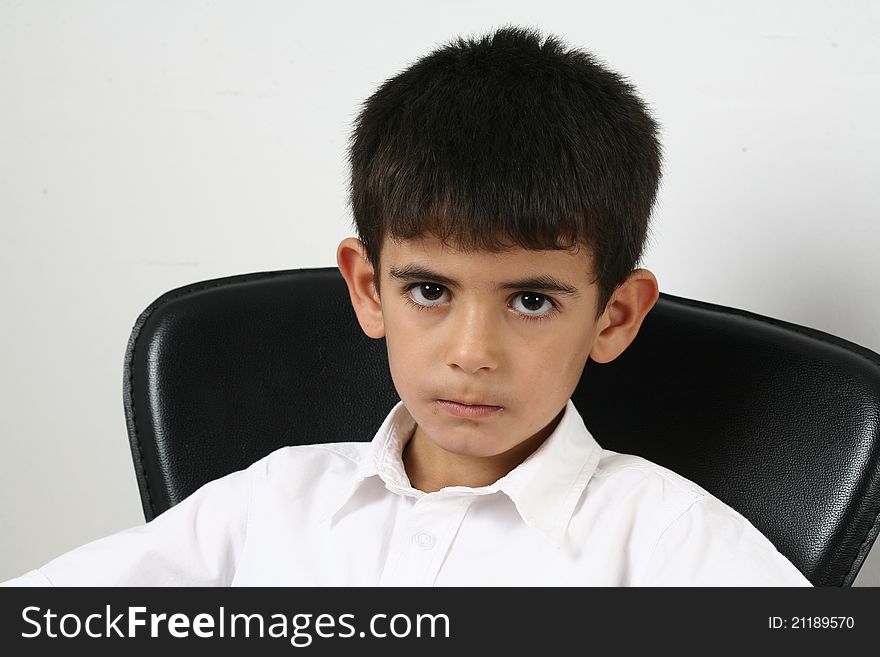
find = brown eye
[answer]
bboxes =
[520,293,547,312]
[418,284,444,301]
[511,292,555,318]
[408,283,448,306]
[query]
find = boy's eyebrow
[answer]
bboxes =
[389,264,582,297]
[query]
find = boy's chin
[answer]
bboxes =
[413,417,518,458]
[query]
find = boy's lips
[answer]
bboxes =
[436,399,503,419]
[442,398,501,407]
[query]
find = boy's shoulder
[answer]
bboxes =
[583,448,750,538]
[586,448,789,561]
[247,441,373,484]
[591,450,811,586]
[592,449,709,502]
[235,441,377,515]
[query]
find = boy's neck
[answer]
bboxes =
[401,414,562,493]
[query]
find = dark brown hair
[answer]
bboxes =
[347,25,663,320]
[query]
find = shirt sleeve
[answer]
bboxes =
[637,495,813,586]
[0,464,252,587]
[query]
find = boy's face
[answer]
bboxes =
[356,234,612,461]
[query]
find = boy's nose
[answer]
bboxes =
[445,304,500,374]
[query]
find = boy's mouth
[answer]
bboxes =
[437,399,503,419]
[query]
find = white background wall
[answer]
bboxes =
[1,0,878,584]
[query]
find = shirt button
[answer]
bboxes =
[413,531,436,549]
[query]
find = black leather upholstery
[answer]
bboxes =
[123,267,880,586]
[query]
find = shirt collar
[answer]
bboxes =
[322,398,603,548]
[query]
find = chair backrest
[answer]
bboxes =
[123,267,880,586]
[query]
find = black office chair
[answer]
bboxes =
[122,267,880,586]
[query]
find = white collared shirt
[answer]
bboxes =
[2,399,811,586]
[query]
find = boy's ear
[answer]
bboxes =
[589,269,660,364]
[336,237,386,339]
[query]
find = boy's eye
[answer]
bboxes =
[511,292,553,315]
[409,283,448,305]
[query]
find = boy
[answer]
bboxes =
[2,26,810,586]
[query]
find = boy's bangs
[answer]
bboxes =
[383,200,586,256]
